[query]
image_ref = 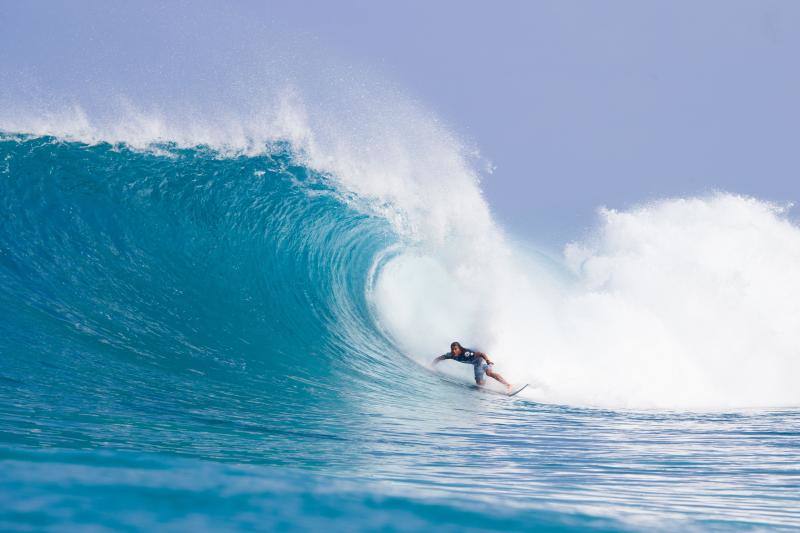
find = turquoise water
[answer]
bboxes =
[1,136,799,530]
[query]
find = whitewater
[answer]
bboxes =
[2,70,800,530]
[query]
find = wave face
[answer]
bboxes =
[2,132,800,530]
[5,132,800,413]
[0,134,402,444]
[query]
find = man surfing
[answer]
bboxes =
[432,341,512,392]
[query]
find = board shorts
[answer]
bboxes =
[474,361,493,382]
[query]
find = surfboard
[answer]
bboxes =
[466,383,528,396]
[508,383,529,397]
[428,364,528,397]
[468,382,529,397]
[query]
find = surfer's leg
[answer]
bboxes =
[486,368,511,389]
[474,363,487,386]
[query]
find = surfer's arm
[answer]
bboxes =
[432,354,450,365]
[476,351,493,365]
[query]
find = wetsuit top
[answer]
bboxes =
[441,348,482,365]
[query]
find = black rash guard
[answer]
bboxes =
[441,348,483,365]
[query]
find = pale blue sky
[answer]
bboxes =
[3,1,799,245]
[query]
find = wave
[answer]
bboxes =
[2,86,800,411]
[0,133,394,386]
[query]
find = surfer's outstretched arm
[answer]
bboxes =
[432,354,450,366]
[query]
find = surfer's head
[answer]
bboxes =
[450,341,463,355]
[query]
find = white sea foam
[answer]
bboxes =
[375,194,800,409]
[3,59,798,410]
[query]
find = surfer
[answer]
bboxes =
[432,341,512,391]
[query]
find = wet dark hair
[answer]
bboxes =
[450,341,463,351]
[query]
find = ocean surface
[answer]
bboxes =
[1,134,799,531]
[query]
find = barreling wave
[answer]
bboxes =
[3,109,800,533]
[3,121,800,413]
[0,132,403,388]
[0,135,418,449]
